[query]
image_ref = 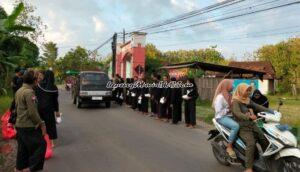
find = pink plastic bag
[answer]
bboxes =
[44,134,53,159]
[1,110,16,140]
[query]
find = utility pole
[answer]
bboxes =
[112,33,117,77]
[123,28,125,44]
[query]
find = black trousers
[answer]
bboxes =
[39,110,57,140]
[184,100,196,125]
[16,127,46,171]
[150,99,157,114]
[172,103,182,123]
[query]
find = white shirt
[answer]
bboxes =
[214,94,232,119]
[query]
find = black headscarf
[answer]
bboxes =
[251,89,269,108]
[39,70,58,92]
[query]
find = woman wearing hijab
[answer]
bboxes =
[232,83,274,172]
[35,70,60,148]
[212,79,239,159]
[183,78,199,128]
[251,89,269,108]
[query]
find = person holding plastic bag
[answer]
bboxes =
[14,69,47,172]
[35,70,60,148]
[182,78,199,128]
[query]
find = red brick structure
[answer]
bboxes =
[115,32,146,79]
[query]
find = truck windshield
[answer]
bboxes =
[81,73,109,85]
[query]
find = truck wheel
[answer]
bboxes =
[105,101,111,108]
[76,97,82,108]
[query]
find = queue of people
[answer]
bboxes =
[112,74,199,128]
[113,75,272,172]
[10,68,61,172]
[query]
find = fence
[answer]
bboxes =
[194,77,223,101]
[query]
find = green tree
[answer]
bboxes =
[255,38,300,94]
[0,2,38,88]
[41,41,58,69]
[13,0,47,43]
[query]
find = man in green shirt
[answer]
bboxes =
[15,69,47,172]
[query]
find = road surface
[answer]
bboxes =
[43,90,241,172]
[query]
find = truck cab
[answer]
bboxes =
[72,71,112,108]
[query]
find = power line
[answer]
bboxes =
[127,0,246,33]
[146,12,300,41]
[155,0,282,32]
[88,36,113,56]
[148,0,300,35]
[155,30,300,48]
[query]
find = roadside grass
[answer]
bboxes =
[195,95,300,142]
[0,96,12,116]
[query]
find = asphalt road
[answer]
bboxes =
[43,90,241,172]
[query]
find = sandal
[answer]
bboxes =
[226,147,237,159]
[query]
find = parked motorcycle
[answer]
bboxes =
[208,101,300,172]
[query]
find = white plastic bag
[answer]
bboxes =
[182,95,189,100]
[144,94,151,98]
[56,113,62,124]
[160,97,166,104]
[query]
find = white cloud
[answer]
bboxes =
[0,0,14,14]
[92,16,106,33]
[170,0,198,11]
[45,21,73,44]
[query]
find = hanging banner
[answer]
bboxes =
[168,68,188,79]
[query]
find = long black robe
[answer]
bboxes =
[153,85,162,117]
[131,81,138,110]
[125,79,131,105]
[150,87,157,114]
[183,87,198,126]
[171,87,182,124]
[35,86,59,140]
[140,87,149,113]
[137,87,143,111]
[116,78,124,105]
[159,86,171,119]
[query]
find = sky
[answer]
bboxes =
[1,0,300,60]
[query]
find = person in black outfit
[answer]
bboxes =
[35,70,60,147]
[112,74,118,103]
[159,75,171,122]
[137,77,143,112]
[170,77,183,124]
[125,78,131,106]
[131,76,138,110]
[251,89,269,108]
[116,74,124,106]
[140,78,149,115]
[153,74,162,119]
[183,78,199,128]
[149,74,157,117]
